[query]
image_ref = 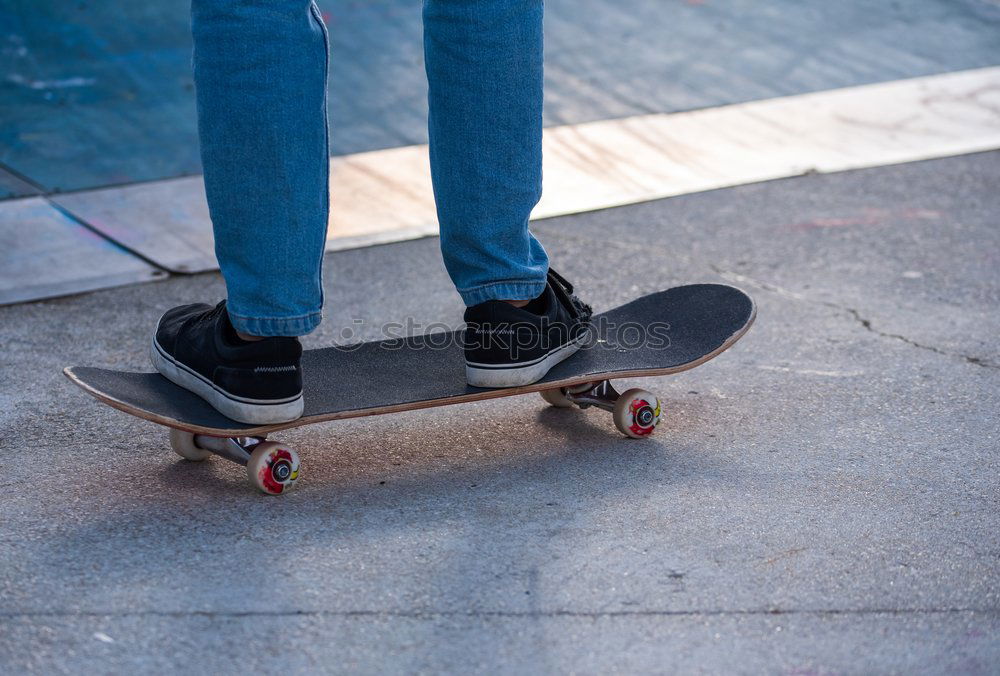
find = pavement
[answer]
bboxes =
[1,151,998,673]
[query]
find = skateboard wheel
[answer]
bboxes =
[613,388,661,439]
[169,429,212,462]
[247,441,301,495]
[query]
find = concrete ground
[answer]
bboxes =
[1,151,998,673]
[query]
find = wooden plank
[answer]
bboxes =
[0,197,164,305]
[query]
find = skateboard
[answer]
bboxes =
[65,284,755,495]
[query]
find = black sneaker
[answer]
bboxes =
[463,269,593,387]
[150,301,304,424]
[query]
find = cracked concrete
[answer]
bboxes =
[1,152,998,673]
[711,267,999,369]
[842,308,997,370]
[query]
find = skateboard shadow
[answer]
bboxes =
[25,395,727,667]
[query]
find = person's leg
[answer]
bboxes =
[422,0,548,307]
[149,0,329,424]
[192,0,330,337]
[424,0,592,387]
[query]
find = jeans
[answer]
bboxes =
[191,0,549,337]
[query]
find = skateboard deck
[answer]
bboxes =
[66,283,754,436]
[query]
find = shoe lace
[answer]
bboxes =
[548,269,593,322]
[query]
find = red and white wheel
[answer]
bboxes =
[246,441,301,495]
[169,429,212,462]
[613,388,662,438]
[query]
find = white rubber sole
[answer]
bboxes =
[150,335,304,425]
[465,336,585,388]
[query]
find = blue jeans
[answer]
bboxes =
[192,0,549,336]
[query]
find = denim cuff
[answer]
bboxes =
[458,279,547,306]
[227,308,322,337]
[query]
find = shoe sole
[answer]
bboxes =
[150,335,304,425]
[465,335,586,388]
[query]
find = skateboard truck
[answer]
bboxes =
[560,379,622,411]
[167,379,663,495]
[168,430,301,495]
[190,435,261,465]
[539,380,662,439]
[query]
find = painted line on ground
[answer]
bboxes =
[329,66,1000,248]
